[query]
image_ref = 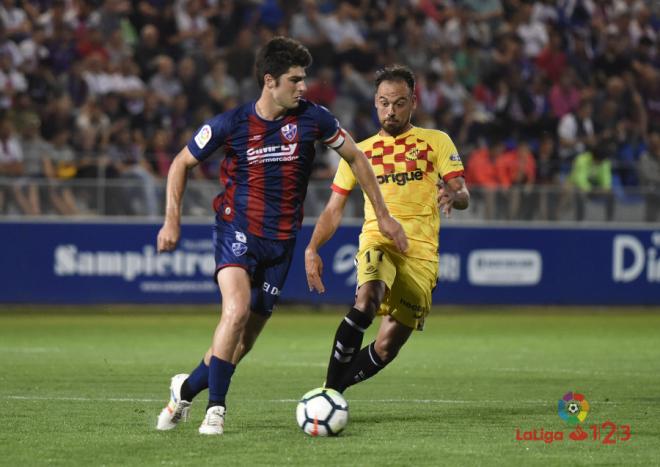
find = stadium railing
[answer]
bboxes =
[0,177,654,223]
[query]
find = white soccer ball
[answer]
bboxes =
[296,387,349,436]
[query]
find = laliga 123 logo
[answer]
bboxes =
[515,391,632,445]
[558,391,589,425]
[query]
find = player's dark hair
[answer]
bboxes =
[375,65,416,94]
[255,37,312,88]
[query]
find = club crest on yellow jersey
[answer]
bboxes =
[406,148,420,161]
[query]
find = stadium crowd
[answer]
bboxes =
[0,0,658,221]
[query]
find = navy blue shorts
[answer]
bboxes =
[213,221,296,316]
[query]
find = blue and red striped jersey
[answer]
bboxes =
[187,99,346,240]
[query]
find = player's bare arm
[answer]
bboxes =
[157,147,200,252]
[336,134,408,252]
[438,177,470,218]
[305,191,350,293]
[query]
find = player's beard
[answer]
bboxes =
[381,117,409,137]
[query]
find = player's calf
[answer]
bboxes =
[325,307,374,390]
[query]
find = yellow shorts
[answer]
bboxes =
[355,244,438,331]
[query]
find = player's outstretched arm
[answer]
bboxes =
[157,147,200,252]
[438,177,470,218]
[305,191,349,294]
[336,134,408,253]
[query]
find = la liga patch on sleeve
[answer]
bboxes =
[194,124,212,149]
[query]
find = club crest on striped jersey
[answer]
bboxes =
[281,123,297,142]
[232,242,248,257]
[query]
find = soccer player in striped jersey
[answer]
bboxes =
[305,65,469,393]
[155,37,407,435]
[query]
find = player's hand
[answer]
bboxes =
[438,185,455,217]
[377,215,408,252]
[157,222,180,252]
[304,247,325,293]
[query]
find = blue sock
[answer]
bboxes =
[180,360,208,402]
[208,356,235,408]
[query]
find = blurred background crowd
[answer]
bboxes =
[0,0,658,222]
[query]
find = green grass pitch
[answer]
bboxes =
[1,305,659,466]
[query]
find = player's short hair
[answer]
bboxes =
[255,37,312,88]
[375,65,416,95]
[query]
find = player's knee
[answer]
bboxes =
[221,304,250,330]
[354,296,379,317]
[354,284,386,316]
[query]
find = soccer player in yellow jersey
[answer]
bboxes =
[305,65,470,393]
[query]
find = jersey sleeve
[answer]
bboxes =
[187,113,231,161]
[330,158,357,196]
[314,104,346,150]
[436,132,465,182]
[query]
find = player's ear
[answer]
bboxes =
[264,73,275,89]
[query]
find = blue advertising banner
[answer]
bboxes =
[0,221,658,305]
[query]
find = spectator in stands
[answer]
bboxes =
[75,97,111,151]
[516,1,548,59]
[438,66,468,127]
[593,75,646,145]
[15,114,46,215]
[133,24,165,81]
[105,28,132,66]
[174,0,210,53]
[202,59,239,113]
[131,90,165,145]
[637,64,660,134]
[536,26,567,83]
[557,95,596,172]
[177,56,203,110]
[567,30,595,86]
[212,0,242,49]
[0,0,31,41]
[106,127,158,216]
[148,55,181,106]
[495,141,537,220]
[593,25,632,85]
[566,139,615,221]
[290,0,329,60]
[495,72,536,140]
[533,132,560,220]
[320,1,373,72]
[146,127,173,178]
[0,48,27,109]
[18,24,48,73]
[549,68,581,119]
[638,130,660,222]
[0,117,27,213]
[454,37,487,91]
[399,15,430,73]
[465,138,506,219]
[225,28,255,89]
[42,129,78,215]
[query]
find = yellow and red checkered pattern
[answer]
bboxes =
[332,126,464,261]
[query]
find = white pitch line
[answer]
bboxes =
[4,395,555,405]
[6,395,162,402]
[494,367,652,378]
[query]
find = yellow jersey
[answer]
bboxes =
[331,126,464,261]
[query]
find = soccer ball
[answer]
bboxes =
[568,402,580,414]
[296,387,349,436]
